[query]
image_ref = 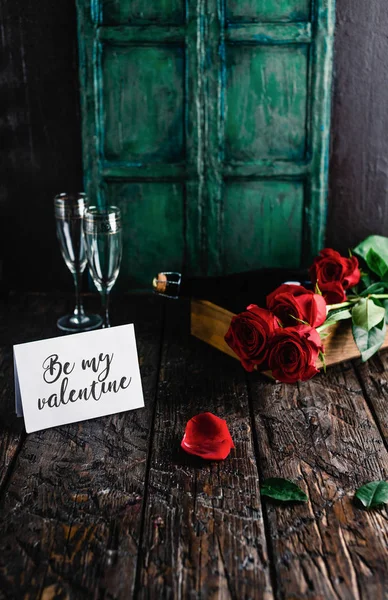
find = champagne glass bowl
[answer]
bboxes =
[54,193,102,332]
[83,205,122,328]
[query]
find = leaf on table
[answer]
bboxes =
[260,478,308,503]
[352,298,385,331]
[352,321,387,362]
[354,481,388,509]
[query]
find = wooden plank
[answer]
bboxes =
[102,163,186,181]
[0,346,24,492]
[203,0,224,275]
[304,0,336,264]
[223,160,309,178]
[138,300,274,599]
[226,0,310,22]
[0,293,70,494]
[98,25,185,44]
[226,22,312,45]
[191,299,388,368]
[249,363,388,599]
[0,295,163,599]
[353,350,388,446]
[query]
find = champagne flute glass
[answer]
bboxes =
[83,206,122,328]
[54,193,103,332]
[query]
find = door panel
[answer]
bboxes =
[226,0,310,22]
[101,0,184,25]
[223,180,304,271]
[106,182,184,289]
[225,45,308,161]
[76,0,335,289]
[102,45,184,162]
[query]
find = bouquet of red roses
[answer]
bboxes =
[225,235,388,383]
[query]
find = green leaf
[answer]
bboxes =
[353,235,388,265]
[318,308,352,332]
[352,321,387,362]
[319,350,326,373]
[360,273,373,290]
[354,481,388,509]
[352,298,385,331]
[326,308,352,323]
[366,248,388,278]
[260,478,308,503]
[359,282,388,297]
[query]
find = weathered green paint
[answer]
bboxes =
[106,182,184,289]
[225,22,312,44]
[76,0,335,290]
[223,180,304,271]
[101,0,184,25]
[102,45,184,162]
[226,0,311,22]
[226,45,308,161]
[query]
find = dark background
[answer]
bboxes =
[1,0,387,291]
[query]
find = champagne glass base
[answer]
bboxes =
[57,313,102,333]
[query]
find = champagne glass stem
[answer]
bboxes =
[72,271,85,318]
[101,289,111,328]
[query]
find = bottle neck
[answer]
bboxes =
[152,272,183,299]
[152,268,310,305]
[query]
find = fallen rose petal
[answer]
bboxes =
[181,412,235,460]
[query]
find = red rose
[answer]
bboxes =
[266,284,327,328]
[224,305,278,372]
[342,255,361,288]
[310,248,361,290]
[181,413,235,460]
[319,281,347,304]
[267,325,324,384]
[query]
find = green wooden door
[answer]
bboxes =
[76,0,335,290]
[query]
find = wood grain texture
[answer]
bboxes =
[0,295,164,599]
[0,295,388,598]
[353,351,388,447]
[190,299,388,369]
[138,300,274,599]
[0,294,69,493]
[249,363,388,599]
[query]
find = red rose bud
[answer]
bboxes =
[266,284,327,328]
[310,248,361,291]
[268,325,324,384]
[342,255,361,289]
[319,280,347,304]
[224,305,278,372]
[181,412,235,460]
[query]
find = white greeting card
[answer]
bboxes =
[14,324,144,433]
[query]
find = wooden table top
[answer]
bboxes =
[0,293,387,600]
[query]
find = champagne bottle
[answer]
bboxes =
[152,268,309,312]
